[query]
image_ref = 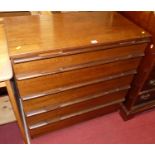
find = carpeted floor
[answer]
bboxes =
[1,110,155,144]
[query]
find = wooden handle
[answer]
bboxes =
[22,70,134,101]
[140,94,150,100]
[149,80,155,86]
[26,85,130,117]
[38,51,64,58]
[29,98,125,130]
[16,53,141,81]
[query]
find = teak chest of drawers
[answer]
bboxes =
[4,12,151,143]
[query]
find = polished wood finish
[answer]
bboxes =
[26,90,127,126]
[120,12,155,118]
[123,45,154,109]
[120,12,152,30]
[22,70,136,101]
[17,58,141,97]
[0,12,31,17]
[136,88,155,105]
[4,12,150,58]
[141,65,155,91]
[23,75,133,113]
[120,12,155,50]
[13,43,146,77]
[30,103,120,138]
[148,13,155,47]
[4,12,150,139]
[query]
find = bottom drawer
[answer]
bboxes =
[26,90,128,126]
[136,89,155,105]
[29,103,120,138]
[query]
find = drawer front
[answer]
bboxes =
[17,58,141,97]
[13,44,146,78]
[30,103,120,138]
[136,89,155,105]
[23,74,133,113]
[142,67,155,91]
[26,90,127,126]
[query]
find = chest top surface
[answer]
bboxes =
[4,12,150,58]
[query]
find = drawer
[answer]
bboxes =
[29,103,120,138]
[23,74,133,113]
[16,58,141,97]
[26,90,128,126]
[13,43,146,78]
[136,89,155,105]
[142,67,155,91]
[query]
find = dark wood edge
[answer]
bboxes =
[131,99,155,112]
[119,99,155,120]
[119,103,134,121]
[121,43,154,110]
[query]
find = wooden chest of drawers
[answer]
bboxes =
[120,50,155,118]
[120,12,155,118]
[4,12,150,143]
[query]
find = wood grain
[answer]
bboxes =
[26,90,127,125]
[23,75,133,113]
[4,12,150,58]
[17,58,141,97]
[30,103,120,138]
[0,12,31,17]
[13,43,146,78]
[119,11,155,118]
[6,12,150,138]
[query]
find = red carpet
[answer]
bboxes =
[0,121,23,144]
[1,110,155,144]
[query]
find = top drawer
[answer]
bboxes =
[13,44,147,80]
